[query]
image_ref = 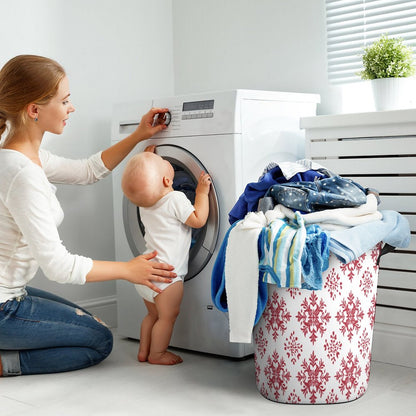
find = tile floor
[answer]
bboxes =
[1,330,415,416]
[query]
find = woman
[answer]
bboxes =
[0,55,175,376]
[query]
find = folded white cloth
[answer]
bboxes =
[277,193,382,231]
[278,159,328,180]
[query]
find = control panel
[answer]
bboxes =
[152,91,237,138]
[181,99,214,120]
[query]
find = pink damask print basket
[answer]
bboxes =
[253,244,381,404]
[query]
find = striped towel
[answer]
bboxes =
[259,212,306,288]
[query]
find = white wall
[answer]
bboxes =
[172,0,342,115]
[1,0,174,314]
[2,0,351,321]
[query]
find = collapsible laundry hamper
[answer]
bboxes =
[253,244,381,404]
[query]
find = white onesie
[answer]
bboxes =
[135,191,195,302]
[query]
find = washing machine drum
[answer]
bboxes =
[123,145,219,281]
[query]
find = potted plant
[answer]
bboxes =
[359,35,416,111]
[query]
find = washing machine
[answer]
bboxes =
[112,89,319,358]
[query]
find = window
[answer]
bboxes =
[326,0,416,83]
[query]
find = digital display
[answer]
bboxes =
[182,100,214,111]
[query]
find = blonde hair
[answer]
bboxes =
[0,55,66,145]
[122,152,169,207]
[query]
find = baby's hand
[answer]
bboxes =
[196,172,211,195]
[144,145,156,153]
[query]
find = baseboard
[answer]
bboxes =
[77,295,118,328]
[372,322,416,368]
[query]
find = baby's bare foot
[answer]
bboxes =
[137,342,151,362]
[148,351,183,365]
[137,349,148,362]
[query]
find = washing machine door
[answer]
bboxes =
[123,144,220,281]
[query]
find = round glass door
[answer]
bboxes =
[123,144,220,281]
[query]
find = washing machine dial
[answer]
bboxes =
[153,111,171,127]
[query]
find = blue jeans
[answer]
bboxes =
[0,287,113,376]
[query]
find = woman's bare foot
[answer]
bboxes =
[148,351,183,365]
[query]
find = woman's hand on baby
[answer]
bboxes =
[126,251,175,293]
[196,172,211,195]
[135,108,169,141]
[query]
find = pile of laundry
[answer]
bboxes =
[211,160,411,343]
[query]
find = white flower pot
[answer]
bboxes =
[371,77,414,111]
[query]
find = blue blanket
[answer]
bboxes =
[329,210,410,263]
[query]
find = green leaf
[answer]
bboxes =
[359,35,415,80]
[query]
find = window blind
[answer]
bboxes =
[326,0,416,83]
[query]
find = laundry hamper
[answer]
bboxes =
[253,244,381,404]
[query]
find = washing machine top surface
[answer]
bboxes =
[113,89,320,141]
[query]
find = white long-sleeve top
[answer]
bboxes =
[0,148,111,303]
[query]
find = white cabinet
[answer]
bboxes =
[301,110,416,368]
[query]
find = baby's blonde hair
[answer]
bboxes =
[122,152,168,207]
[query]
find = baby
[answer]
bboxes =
[121,146,211,365]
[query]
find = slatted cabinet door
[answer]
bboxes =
[301,110,416,368]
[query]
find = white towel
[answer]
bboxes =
[225,208,284,343]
